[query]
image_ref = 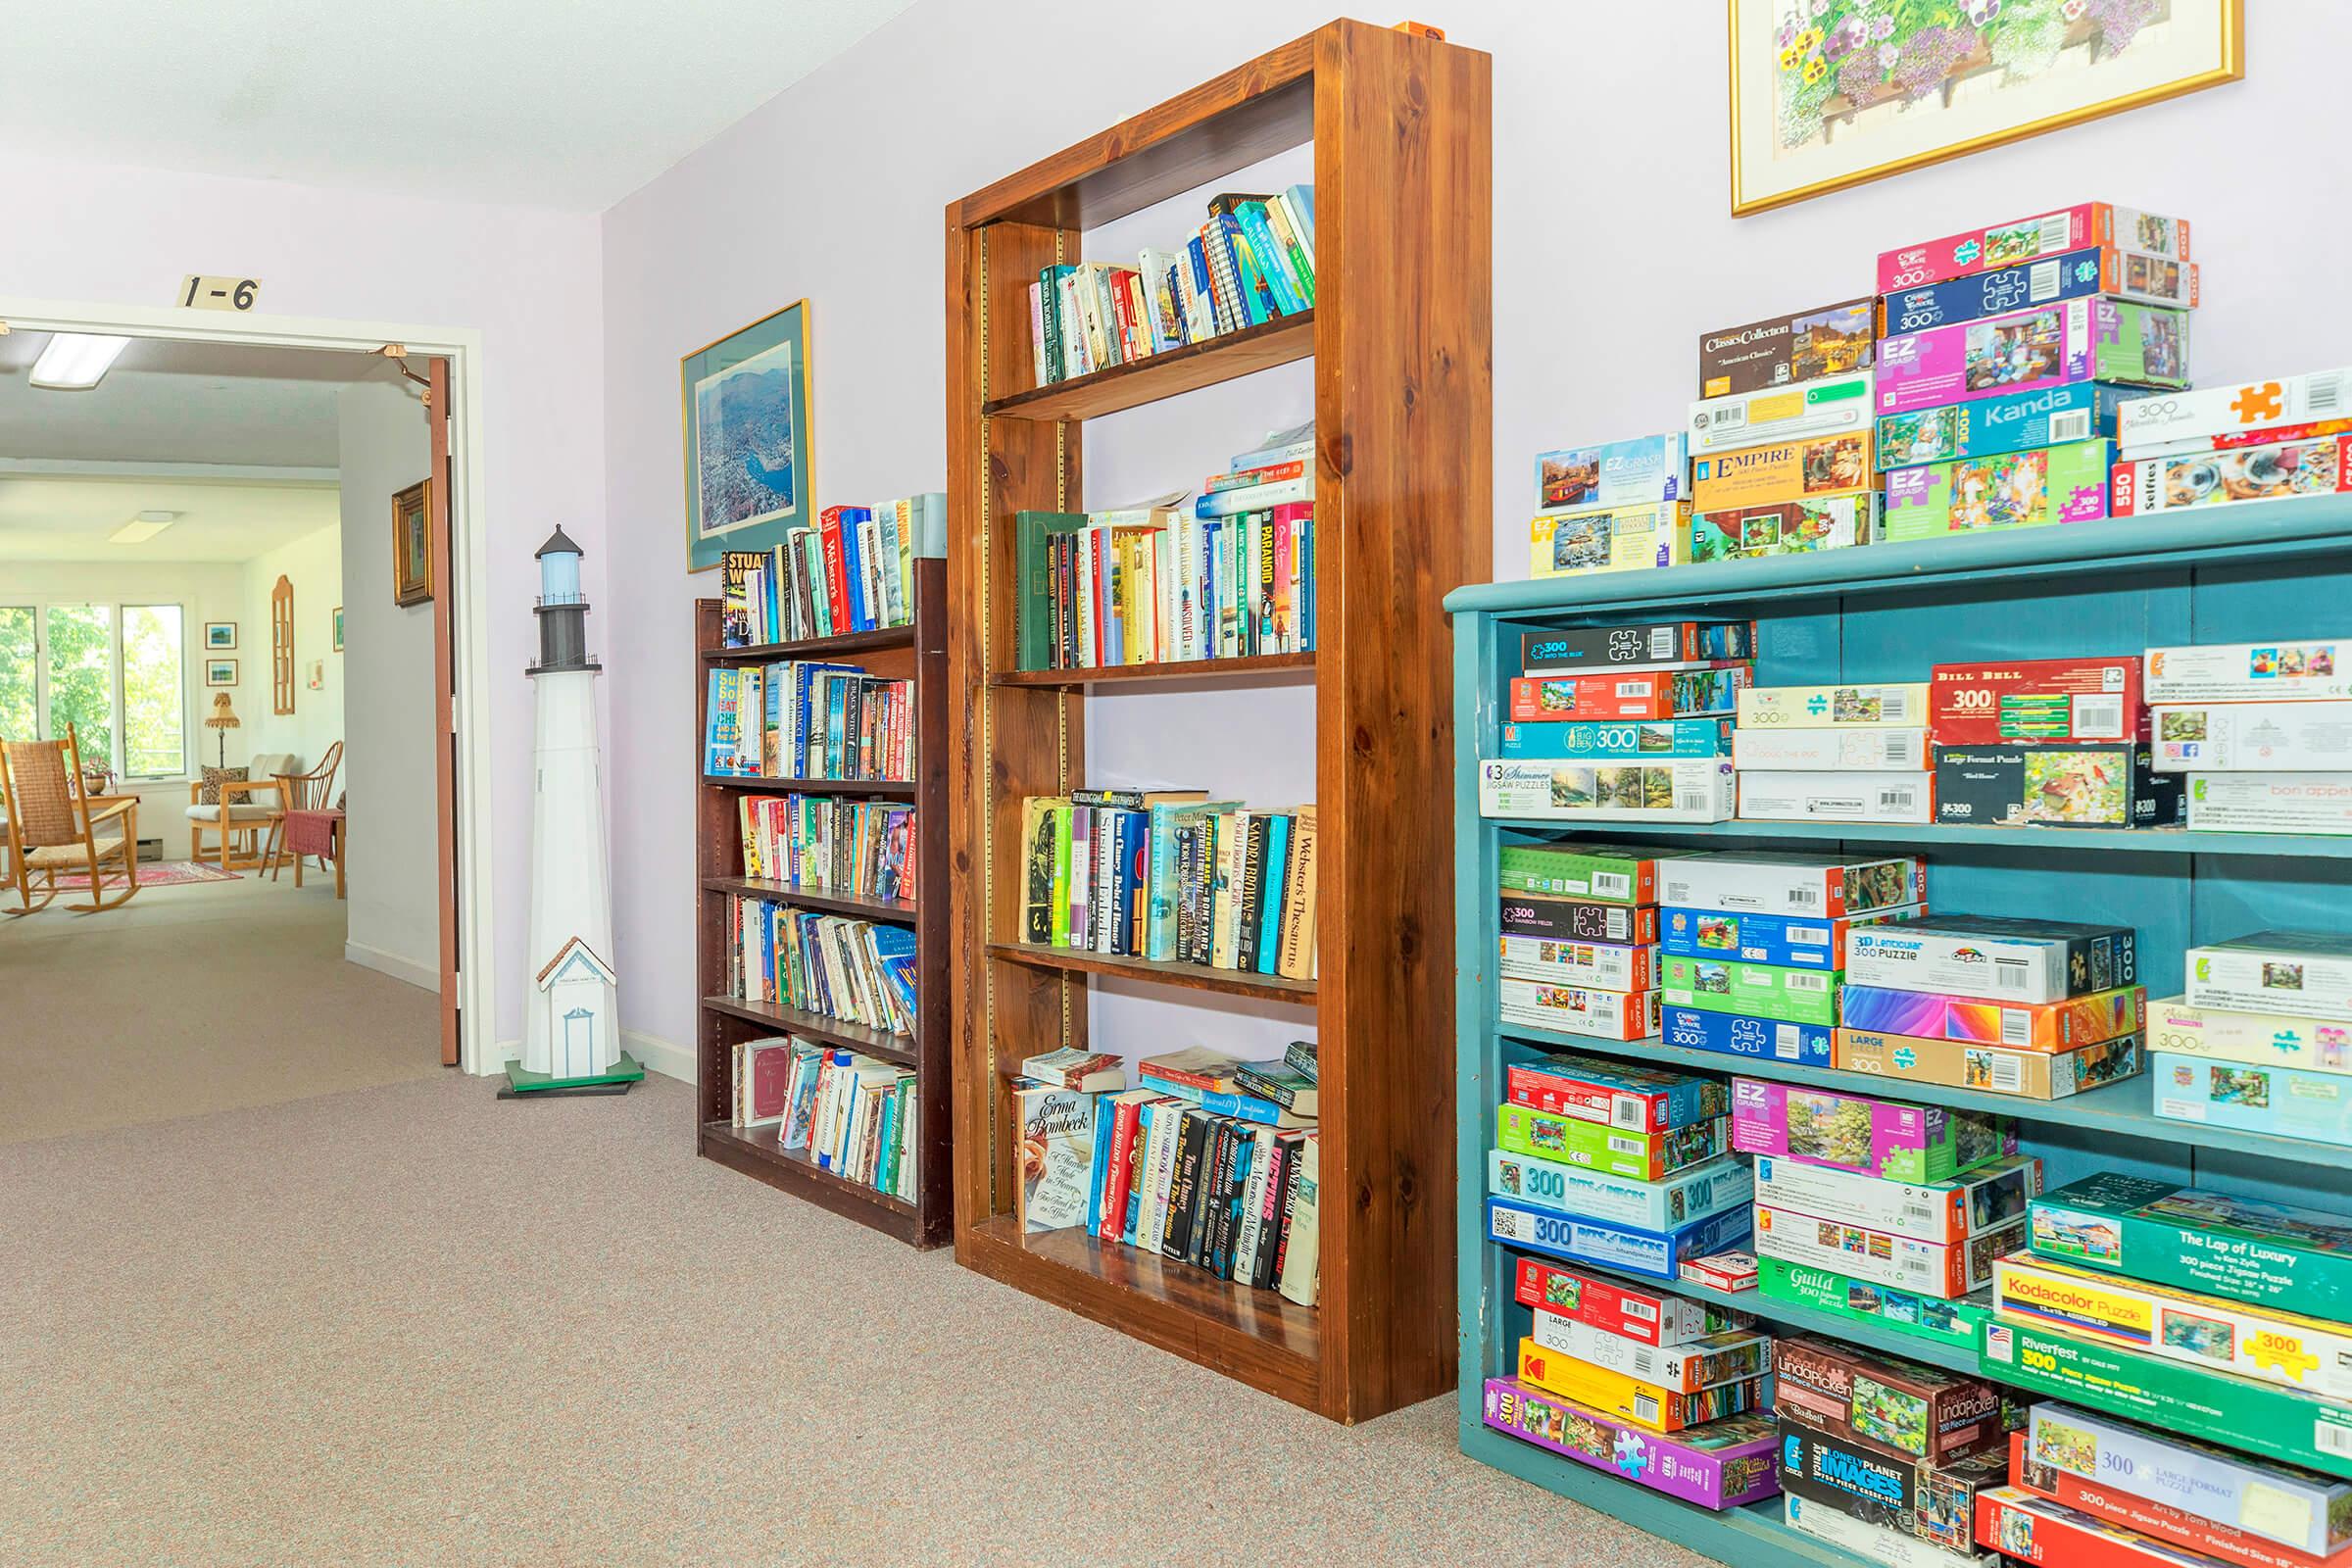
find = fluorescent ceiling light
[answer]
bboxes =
[110,510,178,545]
[29,332,131,389]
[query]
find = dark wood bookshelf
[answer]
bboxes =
[699,875,917,923]
[701,623,917,663]
[985,940,1316,1003]
[984,312,1314,421]
[946,21,1490,1421]
[992,651,1315,688]
[693,560,952,1249]
[702,774,916,799]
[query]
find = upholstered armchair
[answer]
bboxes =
[185,752,300,870]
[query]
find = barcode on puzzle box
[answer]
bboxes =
[1882,735,1908,764]
[1676,790,1710,812]
[1627,1301,1658,1323]
[1789,889,1819,906]
[2035,213,2072,253]
[1647,628,1676,660]
[2075,695,2123,736]
[2317,374,2348,416]
[2049,409,2092,443]
[2002,1013,2031,1048]
[1880,787,1919,810]
[1614,1102,1646,1130]
[2321,1422,2352,1457]
[1594,873,1632,900]
[1635,1394,1661,1426]
[1882,693,1913,721]
[2028,259,2059,297]
[1988,1053,2023,1092]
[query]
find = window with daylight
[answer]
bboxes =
[0,601,189,779]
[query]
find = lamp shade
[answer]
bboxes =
[205,693,241,730]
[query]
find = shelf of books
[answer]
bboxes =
[692,549,951,1250]
[1450,487,2352,1563]
[944,20,1491,1422]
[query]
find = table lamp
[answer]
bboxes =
[205,692,240,768]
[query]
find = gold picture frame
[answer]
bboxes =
[392,478,434,607]
[1729,0,2242,217]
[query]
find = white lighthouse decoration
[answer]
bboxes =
[508,527,639,1095]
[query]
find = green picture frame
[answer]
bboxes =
[680,300,813,573]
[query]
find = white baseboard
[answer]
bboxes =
[344,940,438,993]
[625,1028,695,1086]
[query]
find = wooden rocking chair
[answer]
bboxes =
[267,741,343,883]
[0,725,141,914]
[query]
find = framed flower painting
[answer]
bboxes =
[1730,0,2242,216]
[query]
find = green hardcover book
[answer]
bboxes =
[2029,1172,2352,1318]
[1047,802,1074,949]
[1662,954,1842,1027]
[1758,1255,1991,1356]
[1982,1315,2352,1480]
[1015,511,1087,671]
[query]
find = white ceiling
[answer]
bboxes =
[0,334,385,468]
[0,0,921,211]
[0,475,339,564]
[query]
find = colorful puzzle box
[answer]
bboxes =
[1495,1102,1724,1181]
[1878,244,2199,337]
[1518,1338,1771,1432]
[1689,369,1875,458]
[1754,1152,2040,1248]
[2187,931,2352,1022]
[1758,1254,1994,1356]
[1662,1004,1834,1069]
[1498,844,1665,903]
[1779,1414,2010,1558]
[1487,1194,1754,1283]
[2116,367,2352,451]
[1689,492,1881,564]
[2028,1171,2352,1317]
[1882,439,2113,541]
[1690,431,1874,513]
[1534,433,1687,511]
[1498,717,1731,761]
[1731,725,1929,772]
[1530,1307,1773,1394]
[1508,665,1753,722]
[1876,203,2190,293]
[1698,297,1876,398]
[2147,996,2352,1074]
[1834,1028,2146,1102]
[1738,683,1929,730]
[2111,432,2352,518]
[2189,774,2352,836]
[1488,1145,1753,1234]
[1501,893,1658,946]
[2004,1428,2350,1568]
[1505,1052,1729,1131]
[1844,914,2138,1003]
[1929,657,2145,747]
[1477,759,1737,823]
[1838,983,2144,1053]
[1520,620,1756,674]
[1497,979,1660,1043]
[1512,1252,1755,1346]
[1875,298,2186,417]
[2154,1052,2352,1147]
[1496,932,1657,991]
[1661,904,1925,972]
[1773,1333,2011,1465]
[2144,639,2352,704]
[1737,770,1934,825]
[1732,1076,2017,1184]
[1658,852,1923,918]
[1481,1377,1781,1511]
[2154,701,2352,772]
[1877,381,2129,472]
[1662,953,1841,1027]
[1933,742,2183,829]
[1530,502,1692,578]
[1756,1201,2025,1298]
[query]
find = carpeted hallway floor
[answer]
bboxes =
[1,879,1712,1565]
[0,874,439,1144]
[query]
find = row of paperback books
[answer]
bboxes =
[1013,422,1318,673]
[729,1036,917,1201]
[1015,1043,1320,1306]
[736,795,915,905]
[1016,788,1317,981]
[1025,186,1314,387]
[703,661,912,782]
[718,494,945,647]
[723,894,917,1038]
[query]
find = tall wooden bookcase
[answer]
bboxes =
[943,20,1492,1422]
[692,561,952,1250]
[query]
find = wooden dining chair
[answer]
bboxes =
[0,725,140,914]
[268,741,343,881]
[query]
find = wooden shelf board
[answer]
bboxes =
[960,1213,1319,1407]
[987,940,1316,1003]
[993,652,1316,689]
[702,774,915,800]
[702,995,919,1068]
[1496,1018,2352,1173]
[701,624,915,662]
[699,1121,922,1234]
[1483,814,2352,860]
[1461,1425,1878,1568]
[982,313,1313,422]
[700,876,916,923]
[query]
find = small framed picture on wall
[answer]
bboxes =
[205,621,238,651]
[205,658,238,687]
[332,606,344,653]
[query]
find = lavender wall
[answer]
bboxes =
[601,2,2333,1066]
[0,148,605,1047]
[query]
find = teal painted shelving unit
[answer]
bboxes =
[1448,497,2352,1568]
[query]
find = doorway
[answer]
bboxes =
[0,297,498,1107]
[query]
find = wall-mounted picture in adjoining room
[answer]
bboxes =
[205,658,238,687]
[681,299,812,572]
[332,607,344,653]
[307,659,324,691]
[1729,0,2243,216]
[204,621,237,651]
[392,479,433,607]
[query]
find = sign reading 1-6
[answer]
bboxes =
[178,275,261,312]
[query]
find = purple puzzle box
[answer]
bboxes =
[1483,1377,1782,1510]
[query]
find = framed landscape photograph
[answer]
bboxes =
[392,479,433,607]
[1729,0,2242,216]
[332,606,344,652]
[681,300,811,572]
[204,621,237,651]
[205,658,238,687]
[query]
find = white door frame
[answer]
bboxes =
[0,294,499,1075]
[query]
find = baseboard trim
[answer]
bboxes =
[625,1028,695,1086]
[344,940,438,993]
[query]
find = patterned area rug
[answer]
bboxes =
[51,859,240,889]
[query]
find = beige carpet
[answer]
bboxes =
[0,873,438,1144]
[0,1070,1717,1566]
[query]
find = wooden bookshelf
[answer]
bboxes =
[945,21,1491,1422]
[692,560,952,1250]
